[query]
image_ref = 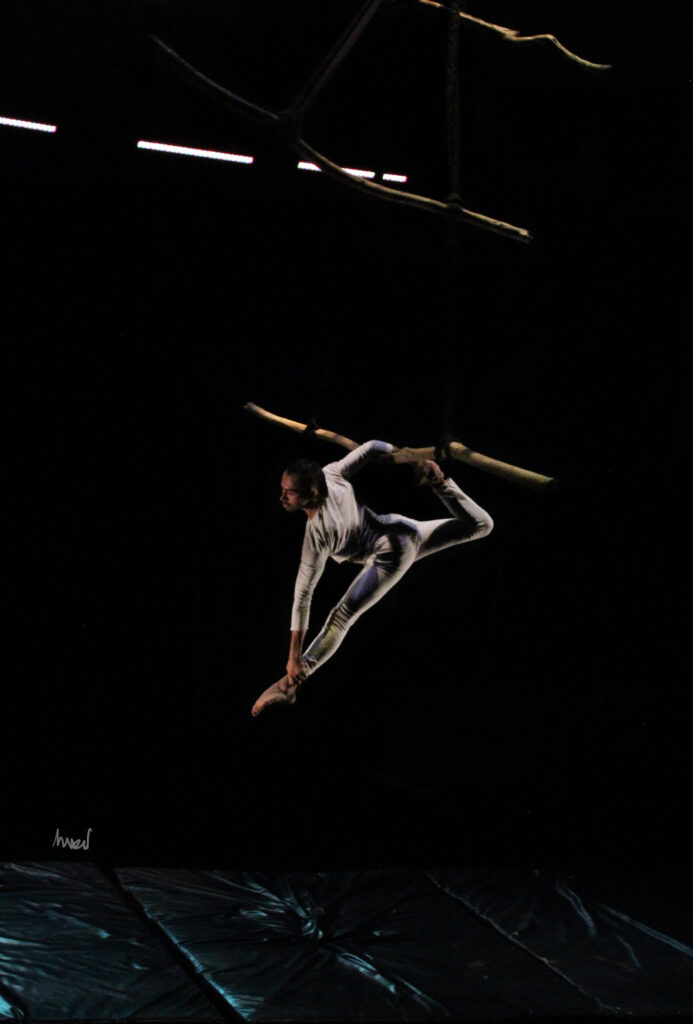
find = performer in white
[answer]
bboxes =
[251,440,493,716]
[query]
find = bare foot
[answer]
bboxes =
[412,459,446,487]
[251,675,298,717]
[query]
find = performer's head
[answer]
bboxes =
[280,459,327,513]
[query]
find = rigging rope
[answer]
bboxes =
[442,0,462,469]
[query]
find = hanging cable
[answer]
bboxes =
[446,0,462,205]
[440,0,462,471]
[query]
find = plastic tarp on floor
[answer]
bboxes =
[0,862,223,1020]
[116,867,600,1020]
[116,867,693,1021]
[1,862,692,1021]
[425,868,693,1017]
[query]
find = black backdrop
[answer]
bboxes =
[4,1,690,870]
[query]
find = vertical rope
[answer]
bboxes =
[446,0,462,204]
[443,0,462,463]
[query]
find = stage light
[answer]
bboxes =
[382,173,408,183]
[137,141,254,164]
[298,162,321,172]
[0,116,57,133]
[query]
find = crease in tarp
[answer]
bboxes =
[327,943,452,1018]
[614,934,642,971]
[555,880,598,937]
[424,868,693,1016]
[598,904,693,958]
[424,871,618,1014]
[105,866,247,1023]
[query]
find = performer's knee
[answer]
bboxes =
[478,512,494,538]
[325,597,359,635]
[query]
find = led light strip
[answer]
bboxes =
[342,167,376,179]
[137,140,254,164]
[0,123,407,184]
[298,161,407,183]
[0,116,57,133]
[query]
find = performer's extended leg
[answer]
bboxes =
[416,476,493,559]
[251,533,418,716]
[293,478,491,689]
[301,529,419,676]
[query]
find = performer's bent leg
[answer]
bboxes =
[301,532,418,676]
[416,477,493,559]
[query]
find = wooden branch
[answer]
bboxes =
[151,2,609,246]
[150,37,280,128]
[295,139,532,243]
[244,402,556,491]
[245,402,361,452]
[416,1,611,70]
[149,39,532,243]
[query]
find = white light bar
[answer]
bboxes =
[0,116,57,133]
[297,161,406,183]
[343,167,376,179]
[137,141,253,164]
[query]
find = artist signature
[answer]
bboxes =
[52,827,93,851]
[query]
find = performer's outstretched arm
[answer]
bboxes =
[291,537,328,632]
[288,535,328,685]
[326,439,394,479]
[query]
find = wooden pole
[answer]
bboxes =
[244,402,556,490]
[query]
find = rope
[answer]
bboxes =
[442,0,462,469]
[303,416,319,440]
[446,0,462,203]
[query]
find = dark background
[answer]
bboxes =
[4,1,690,869]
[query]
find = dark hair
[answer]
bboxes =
[284,458,328,508]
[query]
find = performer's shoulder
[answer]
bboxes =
[323,462,347,480]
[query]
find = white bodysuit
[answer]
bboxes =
[292,440,494,676]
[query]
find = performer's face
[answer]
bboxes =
[280,473,307,513]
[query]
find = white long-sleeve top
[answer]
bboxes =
[290,440,394,632]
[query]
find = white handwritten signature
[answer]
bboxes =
[52,827,92,851]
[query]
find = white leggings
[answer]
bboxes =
[301,479,493,676]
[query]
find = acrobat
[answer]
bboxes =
[251,440,493,716]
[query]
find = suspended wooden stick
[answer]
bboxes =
[151,2,609,246]
[416,0,611,70]
[151,36,531,244]
[244,402,556,491]
[295,139,532,243]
